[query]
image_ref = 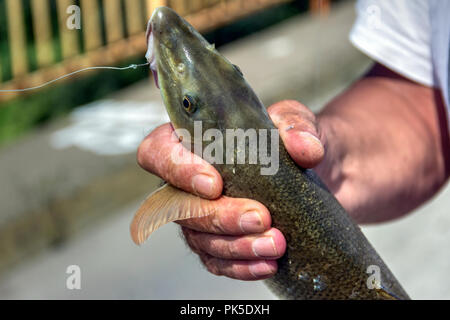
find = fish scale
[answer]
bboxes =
[217,142,409,299]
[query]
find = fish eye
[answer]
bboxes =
[182,95,196,113]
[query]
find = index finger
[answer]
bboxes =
[137,123,223,199]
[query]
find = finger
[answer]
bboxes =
[184,228,286,260]
[200,254,278,281]
[177,196,271,235]
[268,100,324,168]
[137,123,223,199]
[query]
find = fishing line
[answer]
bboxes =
[0,62,150,93]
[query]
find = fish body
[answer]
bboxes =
[133,7,410,300]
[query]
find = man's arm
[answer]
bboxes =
[137,63,450,280]
[316,63,450,223]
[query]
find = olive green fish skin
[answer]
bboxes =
[221,147,410,300]
[149,7,410,300]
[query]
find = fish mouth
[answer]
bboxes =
[145,21,160,89]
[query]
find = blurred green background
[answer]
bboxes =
[0,0,312,147]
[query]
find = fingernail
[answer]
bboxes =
[249,261,275,278]
[252,237,277,258]
[298,131,322,145]
[192,174,214,197]
[239,211,264,233]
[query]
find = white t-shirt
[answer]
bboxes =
[350,0,450,115]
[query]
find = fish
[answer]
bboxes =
[130,6,410,300]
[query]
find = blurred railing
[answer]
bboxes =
[0,0,330,102]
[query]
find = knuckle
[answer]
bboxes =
[228,263,247,280]
[209,214,226,234]
[187,234,200,251]
[182,228,202,254]
[201,255,222,276]
[227,241,241,259]
[207,239,222,256]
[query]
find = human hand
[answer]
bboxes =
[137,100,325,280]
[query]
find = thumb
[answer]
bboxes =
[268,100,325,169]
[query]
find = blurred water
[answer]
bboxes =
[51,100,169,156]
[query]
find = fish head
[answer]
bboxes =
[146,6,271,139]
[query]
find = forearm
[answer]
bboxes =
[315,64,450,224]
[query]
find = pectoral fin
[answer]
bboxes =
[130,184,217,245]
